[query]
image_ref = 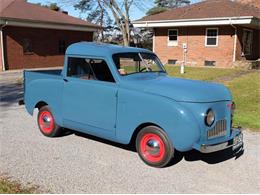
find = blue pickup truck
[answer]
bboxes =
[24,42,243,167]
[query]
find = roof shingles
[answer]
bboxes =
[138,0,260,22]
[0,0,99,28]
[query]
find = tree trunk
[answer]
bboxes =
[104,0,131,46]
[97,0,104,42]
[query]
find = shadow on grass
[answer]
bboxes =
[62,129,244,167]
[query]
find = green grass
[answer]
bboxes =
[165,66,260,131]
[0,176,38,194]
[165,66,244,81]
[225,72,260,130]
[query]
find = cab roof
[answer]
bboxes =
[66,42,152,57]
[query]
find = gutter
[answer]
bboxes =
[133,16,254,28]
[133,16,254,24]
[0,20,8,71]
[229,18,237,63]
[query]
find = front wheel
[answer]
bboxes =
[136,126,174,168]
[37,106,62,137]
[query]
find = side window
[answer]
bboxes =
[23,38,33,54]
[67,57,92,79]
[67,57,115,83]
[168,29,178,46]
[206,28,218,46]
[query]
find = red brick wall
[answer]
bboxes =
[2,26,93,70]
[154,26,237,68]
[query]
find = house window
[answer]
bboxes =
[23,39,32,54]
[168,29,178,46]
[59,40,66,54]
[242,29,253,56]
[205,28,218,46]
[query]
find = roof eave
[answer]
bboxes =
[0,17,101,32]
[132,16,257,28]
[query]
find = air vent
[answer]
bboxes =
[168,59,177,65]
[204,60,216,66]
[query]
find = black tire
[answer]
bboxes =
[37,106,62,137]
[136,126,174,168]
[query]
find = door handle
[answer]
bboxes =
[63,78,68,82]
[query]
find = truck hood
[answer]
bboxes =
[123,76,232,102]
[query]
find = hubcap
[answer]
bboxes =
[39,111,54,134]
[140,133,165,163]
[146,139,160,156]
[42,115,51,128]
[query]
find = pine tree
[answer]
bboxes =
[146,0,190,15]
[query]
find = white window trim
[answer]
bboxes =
[168,29,178,47]
[205,28,218,47]
[242,28,253,56]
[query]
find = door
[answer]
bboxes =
[242,29,253,56]
[62,56,118,134]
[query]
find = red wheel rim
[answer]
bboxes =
[38,111,54,134]
[140,133,165,163]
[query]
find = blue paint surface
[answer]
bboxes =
[24,42,238,152]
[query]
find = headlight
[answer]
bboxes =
[205,109,215,127]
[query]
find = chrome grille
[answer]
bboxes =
[207,119,227,139]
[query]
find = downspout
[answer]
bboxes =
[0,20,8,71]
[152,28,155,52]
[230,18,237,63]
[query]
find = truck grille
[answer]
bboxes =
[207,119,227,139]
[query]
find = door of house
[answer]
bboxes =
[242,29,253,56]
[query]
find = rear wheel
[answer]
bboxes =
[136,126,174,168]
[37,106,62,137]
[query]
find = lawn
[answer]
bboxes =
[0,176,37,194]
[165,66,260,131]
[225,72,260,130]
[165,66,244,81]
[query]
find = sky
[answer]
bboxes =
[28,0,201,21]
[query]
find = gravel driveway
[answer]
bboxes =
[1,71,260,193]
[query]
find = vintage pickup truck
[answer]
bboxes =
[24,42,243,167]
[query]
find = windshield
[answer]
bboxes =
[112,52,166,76]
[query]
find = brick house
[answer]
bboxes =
[133,0,260,68]
[0,0,100,71]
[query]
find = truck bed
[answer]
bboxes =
[24,69,63,84]
[23,69,64,115]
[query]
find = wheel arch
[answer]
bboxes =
[33,100,63,128]
[35,101,48,110]
[129,122,163,145]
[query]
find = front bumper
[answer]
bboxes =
[199,128,243,153]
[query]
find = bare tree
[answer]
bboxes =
[74,0,140,46]
[59,0,153,46]
[104,0,134,46]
